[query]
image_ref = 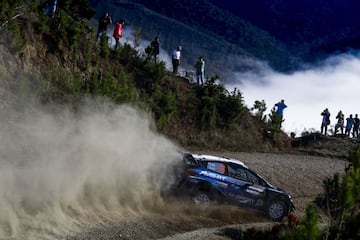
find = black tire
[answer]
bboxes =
[267,200,287,221]
[192,191,212,209]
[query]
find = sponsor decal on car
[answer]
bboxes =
[199,170,226,181]
[246,185,265,195]
[215,181,228,188]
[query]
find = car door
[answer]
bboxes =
[201,161,229,193]
[224,163,267,208]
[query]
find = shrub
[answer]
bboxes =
[252,99,267,122]
[268,107,284,138]
[278,204,320,240]
[0,1,28,54]
[315,173,341,219]
[315,145,360,240]
[151,85,178,129]
[5,20,26,54]
[341,147,360,211]
[197,78,244,129]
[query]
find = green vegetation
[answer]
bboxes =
[0,1,27,53]
[278,205,320,240]
[1,0,285,151]
[129,0,292,70]
[195,77,244,130]
[284,146,360,240]
[268,107,284,134]
[251,100,267,122]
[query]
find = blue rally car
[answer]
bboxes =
[169,153,295,221]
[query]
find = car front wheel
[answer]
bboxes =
[193,191,212,209]
[267,200,287,221]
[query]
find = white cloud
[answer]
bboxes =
[227,52,360,136]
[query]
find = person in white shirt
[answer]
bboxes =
[172,46,182,74]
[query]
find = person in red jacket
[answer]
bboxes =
[113,19,125,49]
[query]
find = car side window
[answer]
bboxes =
[227,164,248,181]
[246,170,264,186]
[206,162,227,175]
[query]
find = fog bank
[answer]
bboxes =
[227,52,360,135]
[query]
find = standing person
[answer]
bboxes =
[195,56,205,85]
[113,19,125,49]
[172,46,182,75]
[345,114,354,137]
[320,108,331,135]
[273,99,287,128]
[334,110,345,135]
[274,99,287,117]
[45,0,57,18]
[352,114,359,138]
[97,12,112,41]
[150,36,160,60]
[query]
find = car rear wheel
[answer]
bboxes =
[267,200,287,221]
[193,191,212,209]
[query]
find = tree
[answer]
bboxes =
[252,99,267,122]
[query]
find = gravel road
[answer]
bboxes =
[68,151,348,240]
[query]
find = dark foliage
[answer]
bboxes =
[92,0,292,71]
[195,78,244,129]
[129,0,360,67]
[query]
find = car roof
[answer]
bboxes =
[186,153,274,188]
[190,153,248,168]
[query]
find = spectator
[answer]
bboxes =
[172,46,182,75]
[97,12,112,41]
[320,108,331,135]
[274,99,287,117]
[150,36,160,60]
[272,99,287,128]
[345,114,354,137]
[334,110,344,135]
[113,19,125,49]
[195,56,205,85]
[45,0,57,18]
[352,114,359,138]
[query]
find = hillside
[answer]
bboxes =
[89,0,294,74]
[0,1,291,152]
[124,0,360,67]
[209,0,360,55]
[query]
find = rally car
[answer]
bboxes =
[168,153,295,221]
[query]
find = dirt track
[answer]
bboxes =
[68,151,348,240]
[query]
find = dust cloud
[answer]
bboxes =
[0,100,180,239]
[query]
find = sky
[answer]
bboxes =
[227,52,360,136]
